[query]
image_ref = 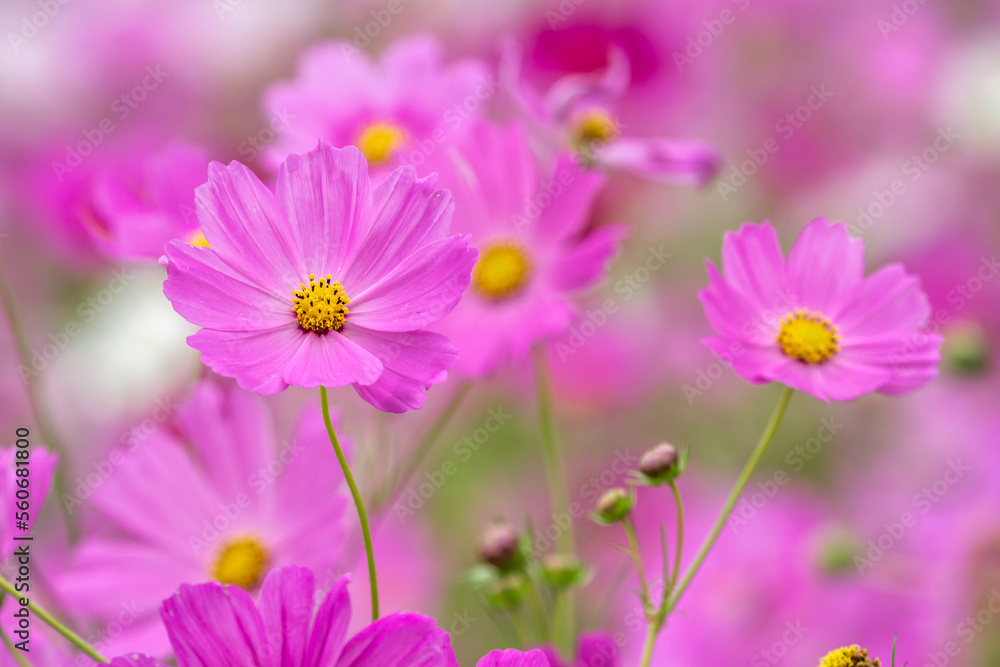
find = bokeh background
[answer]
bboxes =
[2,0,1000,665]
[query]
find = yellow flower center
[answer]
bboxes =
[472,242,532,300]
[356,122,407,165]
[187,230,210,248]
[292,273,351,334]
[212,536,270,590]
[777,309,841,364]
[571,109,619,147]
[818,645,880,667]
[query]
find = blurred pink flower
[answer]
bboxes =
[163,141,476,412]
[58,380,350,656]
[1,443,57,561]
[263,35,490,178]
[700,218,941,402]
[503,45,718,185]
[430,122,625,377]
[83,140,208,262]
[107,565,457,667]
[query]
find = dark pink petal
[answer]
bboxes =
[575,632,621,667]
[304,576,351,666]
[597,137,720,186]
[196,160,304,294]
[162,581,272,667]
[335,613,457,667]
[188,326,304,395]
[786,218,865,314]
[720,222,788,313]
[477,649,549,667]
[280,331,384,389]
[276,143,372,280]
[177,381,276,504]
[349,237,477,332]
[344,166,456,292]
[164,241,292,332]
[836,264,932,341]
[110,655,169,667]
[259,566,316,667]
[550,223,626,292]
[345,328,456,413]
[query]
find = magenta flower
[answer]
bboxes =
[1,444,57,561]
[478,649,548,666]
[263,35,490,177]
[503,46,718,186]
[163,141,476,412]
[58,380,351,656]
[85,141,209,262]
[699,218,942,402]
[107,565,457,667]
[430,122,625,377]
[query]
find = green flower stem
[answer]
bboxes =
[666,480,685,594]
[373,381,472,511]
[0,577,105,663]
[320,386,379,621]
[639,386,794,667]
[533,346,576,659]
[0,266,76,541]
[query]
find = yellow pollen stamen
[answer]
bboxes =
[818,645,881,667]
[572,109,620,147]
[187,230,210,248]
[777,309,841,364]
[472,241,532,300]
[292,273,351,334]
[212,536,270,590]
[357,122,406,165]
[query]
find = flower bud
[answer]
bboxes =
[540,554,588,589]
[476,522,524,572]
[818,645,880,667]
[942,321,991,375]
[592,487,633,524]
[635,442,685,485]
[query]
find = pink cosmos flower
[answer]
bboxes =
[1,444,57,561]
[107,565,457,667]
[84,141,209,262]
[503,45,718,186]
[263,35,490,178]
[58,380,351,656]
[429,122,625,377]
[163,140,477,412]
[699,218,941,402]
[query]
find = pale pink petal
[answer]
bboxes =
[550,223,626,292]
[596,137,720,186]
[720,222,788,312]
[280,331,384,389]
[188,326,304,395]
[835,264,932,340]
[530,155,606,243]
[787,218,865,314]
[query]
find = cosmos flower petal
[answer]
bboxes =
[276,142,373,278]
[162,581,273,667]
[787,218,865,314]
[835,264,932,340]
[188,326,304,395]
[477,649,549,667]
[544,46,631,119]
[346,328,457,413]
[531,155,606,243]
[698,261,776,344]
[550,223,627,292]
[109,655,170,667]
[720,221,788,311]
[597,137,721,186]
[164,241,292,332]
[349,236,477,332]
[280,330,385,389]
[304,576,351,666]
[335,613,457,667]
[259,566,316,667]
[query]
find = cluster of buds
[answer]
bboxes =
[589,442,687,527]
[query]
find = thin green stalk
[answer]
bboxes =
[0,266,76,540]
[666,480,685,595]
[533,346,575,659]
[374,381,472,511]
[0,577,105,663]
[622,516,652,617]
[638,386,794,667]
[320,387,379,620]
